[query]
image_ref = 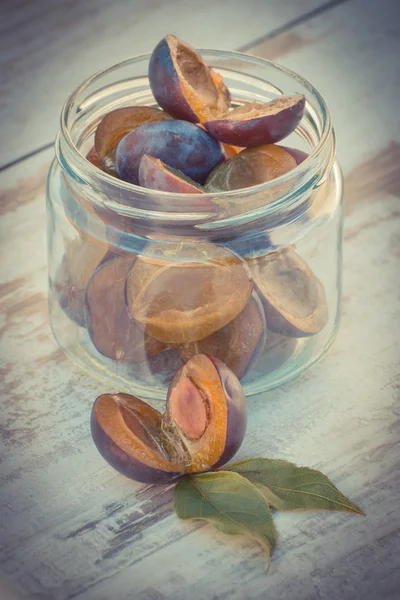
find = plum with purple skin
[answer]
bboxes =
[204,95,305,147]
[116,120,225,185]
[91,354,247,483]
[95,107,173,174]
[91,393,186,483]
[149,35,230,123]
[85,255,165,362]
[206,144,297,192]
[176,293,266,379]
[139,154,203,193]
[246,248,328,337]
[165,354,247,470]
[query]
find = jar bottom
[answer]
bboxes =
[50,311,341,404]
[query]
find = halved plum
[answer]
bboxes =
[138,154,203,193]
[91,393,188,483]
[85,255,165,362]
[55,237,107,327]
[205,144,297,192]
[91,354,247,483]
[125,243,253,344]
[116,120,225,185]
[95,106,173,174]
[176,293,266,379]
[165,354,247,471]
[246,249,328,337]
[148,34,230,123]
[204,95,305,147]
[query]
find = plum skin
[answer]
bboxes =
[91,356,248,483]
[166,355,248,470]
[204,95,305,147]
[138,154,204,194]
[148,35,230,123]
[90,407,182,484]
[149,36,198,122]
[116,120,225,185]
[210,357,247,467]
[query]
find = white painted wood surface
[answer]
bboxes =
[1,0,400,599]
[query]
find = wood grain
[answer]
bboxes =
[0,0,326,169]
[1,0,400,599]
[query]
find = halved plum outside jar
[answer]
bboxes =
[85,255,165,362]
[91,354,247,482]
[91,393,187,483]
[125,243,253,343]
[165,354,247,471]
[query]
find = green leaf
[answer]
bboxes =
[225,458,365,515]
[174,471,278,568]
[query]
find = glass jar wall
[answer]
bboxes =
[47,51,343,401]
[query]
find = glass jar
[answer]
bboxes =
[47,50,343,401]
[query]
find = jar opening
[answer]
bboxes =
[57,50,335,229]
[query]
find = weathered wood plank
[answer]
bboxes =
[1,0,400,598]
[0,0,327,168]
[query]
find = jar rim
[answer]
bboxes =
[59,48,333,222]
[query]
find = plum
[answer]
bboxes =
[138,154,203,193]
[91,354,247,482]
[148,35,230,123]
[279,145,309,165]
[116,120,225,185]
[86,146,104,170]
[204,95,305,147]
[246,249,328,337]
[138,155,220,213]
[255,330,298,375]
[125,243,253,343]
[85,255,165,362]
[55,237,107,327]
[91,393,187,483]
[205,144,297,192]
[165,354,247,470]
[176,293,266,379]
[94,106,172,174]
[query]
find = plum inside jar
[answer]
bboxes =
[48,34,339,399]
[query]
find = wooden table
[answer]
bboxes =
[1,1,399,598]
